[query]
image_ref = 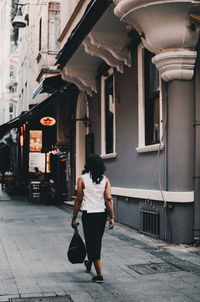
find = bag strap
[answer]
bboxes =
[74,222,80,233]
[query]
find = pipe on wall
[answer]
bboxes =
[194,44,200,243]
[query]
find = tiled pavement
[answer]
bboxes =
[0,190,200,301]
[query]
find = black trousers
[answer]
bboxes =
[82,211,107,261]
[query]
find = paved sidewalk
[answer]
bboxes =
[0,195,200,302]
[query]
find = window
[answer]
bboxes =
[48,2,60,51]
[137,44,163,153]
[39,17,42,51]
[9,103,14,121]
[144,50,160,145]
[9,104,14,113]
[10,70,14,79]
[101,68,116,158]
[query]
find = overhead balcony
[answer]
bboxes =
[60,3,133,95]
[36,51,59,82]
[114,0,200,81]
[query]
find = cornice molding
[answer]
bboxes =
[88,32,131,68]
[82,37,124,73]
[61,66,97,96]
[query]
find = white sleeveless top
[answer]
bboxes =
[80,173,106,213]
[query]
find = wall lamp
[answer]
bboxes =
[76,115,91,128]
[12,6,27,28]
[12,1,46,28]
[12,1,28,28]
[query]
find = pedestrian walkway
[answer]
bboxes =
[0,193,200,302]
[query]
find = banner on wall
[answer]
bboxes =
[29,130,42,152]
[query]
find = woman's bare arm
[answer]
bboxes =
[71,177,84,228]
[105,178,115,229]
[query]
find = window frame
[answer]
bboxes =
[101,68,117,159]
[136,44,164,153]
[39,17,42,51]
[48,1,60,51]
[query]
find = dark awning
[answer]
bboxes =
[55,0,112,69]
[32,75,67,99]
[0,92,58,140]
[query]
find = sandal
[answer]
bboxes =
[92,275,104,283]
[84,260,92,273]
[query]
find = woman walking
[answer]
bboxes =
[71,154,114,283]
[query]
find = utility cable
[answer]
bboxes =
[157,118,167,208]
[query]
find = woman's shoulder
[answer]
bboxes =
[102,175,108,184]
[80,173,89,180]
[104,175,110,185]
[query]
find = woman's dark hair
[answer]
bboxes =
[82,154,106,184]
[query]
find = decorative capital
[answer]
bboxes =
[152,50,197,81]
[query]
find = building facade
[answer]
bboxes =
[3,0,200,244]
[54,0,200,244]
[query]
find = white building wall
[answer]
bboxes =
[59,0,91,49]
[17,0,60,109]
[17,0,40,110]
[0,0,18,126]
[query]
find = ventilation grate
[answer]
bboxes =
[140,209,160,237]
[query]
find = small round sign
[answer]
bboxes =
[40,116,56,126]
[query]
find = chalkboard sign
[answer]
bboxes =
[29,181,41,201]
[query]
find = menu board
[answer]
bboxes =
[29,152,45,173]
[29,181,41,201]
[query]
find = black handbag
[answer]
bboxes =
[67,227,86,264]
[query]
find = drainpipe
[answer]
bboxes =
[194,50,200,243]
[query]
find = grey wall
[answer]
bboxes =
[90,50,166,191]
[167,80,194,191]
[88,50,195,244]
[166,203,194,244]
[114,197,140,229]
[114,197,193,244]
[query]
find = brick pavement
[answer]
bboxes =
[0,194,200,302]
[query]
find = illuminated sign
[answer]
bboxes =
[29,130,42,152]
[40,116,56,126]
[20,135,24,147]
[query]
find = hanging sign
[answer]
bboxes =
[40,116,56,126]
